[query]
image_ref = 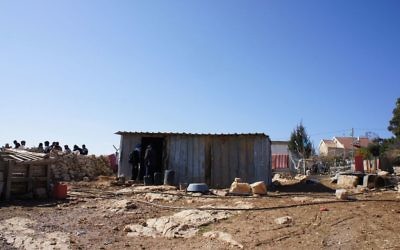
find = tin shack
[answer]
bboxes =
[116,132,272,188]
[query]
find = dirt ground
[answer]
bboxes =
[1,176,400,250]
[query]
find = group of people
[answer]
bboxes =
[128,144,156,182]
[3,140,89,155]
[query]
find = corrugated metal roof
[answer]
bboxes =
[115,131,269,137]
[0,149,47,162]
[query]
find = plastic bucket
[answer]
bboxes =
[154,172,163,185]
[53,183,67,199]
[163,170,175,185]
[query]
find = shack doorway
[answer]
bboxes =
[140,137,165,179]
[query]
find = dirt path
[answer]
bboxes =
[1,179,400,249]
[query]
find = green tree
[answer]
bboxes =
[288,122,313,159]
[388,97,400,139]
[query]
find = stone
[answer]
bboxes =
[274,216,293,225]
[377,171,389,176]
[272,174,281,181]
[144,193,179,202]
[50,154,113,182]
[250,181,267,195]
[125,209,232,238]
[294,174,307,181]
[335,189,348,200]
[337,175,358,188]
[0,217,70,250]
[210,189,229,197]
[203,231,243,249]
[229,180,251,195]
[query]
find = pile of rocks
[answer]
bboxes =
[51,154,114,181]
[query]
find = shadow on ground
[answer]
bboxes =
[275,180,336,193]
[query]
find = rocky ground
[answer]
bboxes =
[1,176,400,249]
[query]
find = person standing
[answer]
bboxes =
[81,144,88,155]
[144,144,156,179]
[128,144,141,181]
[37,143,44,153]
[20,140,26,150]
[73,145,82,155]
[13,140,20,149]
[64,145,72,154]
[44,141,51,153]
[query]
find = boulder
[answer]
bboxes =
[229,179,251,195]
[337,175,358,188]
[250,181,267,195]
[335,189,348,200]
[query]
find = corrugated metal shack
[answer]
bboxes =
[116,132,272,188]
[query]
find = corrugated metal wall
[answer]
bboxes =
[118,133,272,188]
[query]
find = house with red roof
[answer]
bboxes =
[319,137,372,158]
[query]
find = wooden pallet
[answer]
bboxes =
[0,159,53,200]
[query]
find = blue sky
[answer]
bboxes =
[1,1,399,154]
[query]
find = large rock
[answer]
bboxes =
[250,181,267,195]
[125,209,231,238]
[337,175,359,188]
[229,179,251,195]
[335,189,348,200]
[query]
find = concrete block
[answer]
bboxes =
[337,175,358,188]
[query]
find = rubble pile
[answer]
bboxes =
[51,154,113,181]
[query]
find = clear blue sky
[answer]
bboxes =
[1,1,399,154]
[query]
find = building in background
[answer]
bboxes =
[319,137,372,158]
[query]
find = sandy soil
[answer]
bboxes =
[1,177,400,249]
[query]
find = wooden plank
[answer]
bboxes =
[6,160,14,200]
[18,159,56,165]
[46,164,51,191]
[204,137,212,186]
[8,177,48,183]
[0,161,5,173]
[5,154,25,162]
[12,164,28,176]
[187,137,194,182]
[31,165,47,177]
[211,138,222,188]
[238,137,247,182]
[27,164,33,193]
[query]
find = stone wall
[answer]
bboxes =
[51,154,114,181]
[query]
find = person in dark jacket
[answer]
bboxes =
[37,143,44,153]
[128,144,141,181]
[44,141,51,153]
[81,144,88,155]
[144,144,156,178]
